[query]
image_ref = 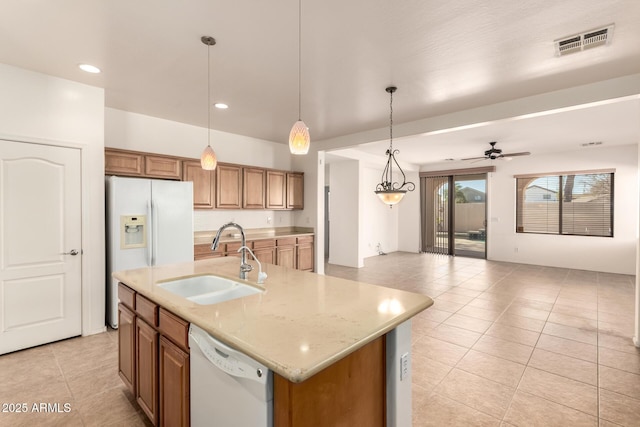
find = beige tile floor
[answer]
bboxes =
[326,252,640,427]
[1,252,638,426]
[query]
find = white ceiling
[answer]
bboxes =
[1,0,639,163]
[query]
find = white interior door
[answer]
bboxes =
[0,140,82,355]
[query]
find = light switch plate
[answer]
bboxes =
[400,352,409,381]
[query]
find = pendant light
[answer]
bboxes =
[374,86,415,207]
[289,0,310,155]
[200,36,218,170]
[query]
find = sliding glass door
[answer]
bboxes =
[421,173,487,259]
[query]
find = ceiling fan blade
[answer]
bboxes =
[461,156,487,161]
[502,151,530,157]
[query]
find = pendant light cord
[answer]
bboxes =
[389,89,393,152]
[207,43,212,147]
[297,0,302,121]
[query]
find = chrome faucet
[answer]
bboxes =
[211,222,253,280]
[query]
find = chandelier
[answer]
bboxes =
[374,86,415,206]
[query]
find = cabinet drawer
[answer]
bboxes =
[136,294,159,327]
[159,308,189,351]
[276,237,296,247]
[253,239,276,249]
[194,243,222,260]
[118,283,136,310]
[297,236,314,244]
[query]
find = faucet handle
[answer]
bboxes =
[241,263,253,272]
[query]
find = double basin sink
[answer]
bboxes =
[158,275,262,305]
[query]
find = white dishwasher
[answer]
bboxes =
[189,324,273,427]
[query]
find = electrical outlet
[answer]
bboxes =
[267,216,272,224]
[400,352,409,381]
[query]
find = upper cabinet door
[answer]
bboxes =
[145,155,181,180]
[266,170,286,210]
[287,172,304,210]
[105,149,143,176]
[216,164,242,209]
[243,168,266,209]
[182,160,215,209]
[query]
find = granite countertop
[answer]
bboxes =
[112,257,433,383]
[193,227,314,245]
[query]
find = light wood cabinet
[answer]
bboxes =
[145,155,181,180]
[266,170,286,210]
[296,236,314,272]
[274,335,385,427]
[276,238,297,269]
[243,167,266,209]
[118,303,136,395]
[287,172,304,210]
[136,317,159,425]
[252,239,276,265]
[118,284,190,427]
[182,160,215,209]
[194,243,222,260]
[216,164,242,209]
[105,149,143,176]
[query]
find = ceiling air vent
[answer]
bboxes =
[554,24,614,56]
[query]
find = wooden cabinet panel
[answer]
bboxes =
[159,308,189,351]
[182,160,215,209]
[216,164,242,209]
[136,294,159,327]
[276,238,296,269]
[136,317,159,425]
[105,149,143,176]
[297,236,314,272]
[159,336,190,427]
[194,243,222,261]
[287,172,304,210]
[118,282,136,310]
[118,303,136,395]
[145,155,182,180]
[243,167,266,209]
[266,170,286,209]
[274,335,385,427]
[252,238,276,265]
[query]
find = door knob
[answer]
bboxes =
[61,249,79,256]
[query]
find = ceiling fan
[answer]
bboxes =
[462,141,530,161]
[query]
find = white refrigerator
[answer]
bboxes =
[106,176,194,328]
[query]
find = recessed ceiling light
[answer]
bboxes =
[78,64,101,74]
[214,103,228,109]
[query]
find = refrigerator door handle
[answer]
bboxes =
[151,199,159,266]
[147,200,154,266]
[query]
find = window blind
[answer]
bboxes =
[516,172,613,237]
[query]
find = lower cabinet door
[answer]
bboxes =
[159,336,190,427]
[136,317,159,425]
[118,304,136,395]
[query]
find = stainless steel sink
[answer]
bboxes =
[158,275,262,305]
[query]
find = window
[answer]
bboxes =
[516,171,613,237]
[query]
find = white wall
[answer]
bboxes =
[328,160,362,267]
[105,108,296,231]
[419,144,638,274]
[0,63,105,335]
[397,170,421,253]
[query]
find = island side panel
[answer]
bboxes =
[273,335,386,427]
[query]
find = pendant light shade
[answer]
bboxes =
[201,145,217,170]
[374,86,415,207]
[289,0,310,155]
[289,120,310,155]
[200,35,218,170]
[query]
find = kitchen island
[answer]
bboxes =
[113,256,433,426]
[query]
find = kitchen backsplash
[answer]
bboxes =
[193,209,295,232]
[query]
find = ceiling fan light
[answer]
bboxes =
[375,190,406,206]
[289,120,310,155]
[200,145,217,170]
